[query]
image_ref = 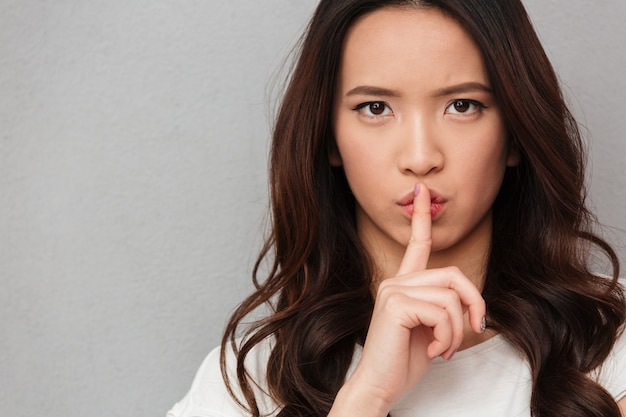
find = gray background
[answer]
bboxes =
[1,1,624,416]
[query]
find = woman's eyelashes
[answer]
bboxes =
[445,99,487,116]
[352,99,488,121]
[352,101,393,118]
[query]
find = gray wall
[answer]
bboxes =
[1,1,624,416]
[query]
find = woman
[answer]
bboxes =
[168,1,626,416]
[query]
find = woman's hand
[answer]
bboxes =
[329,184,486,417]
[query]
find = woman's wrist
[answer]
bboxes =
[328,378,392,417]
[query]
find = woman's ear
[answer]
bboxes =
[328,141,343,167]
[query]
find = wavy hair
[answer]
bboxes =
[221,1,626,416]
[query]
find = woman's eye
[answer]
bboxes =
[445,99,485,115]
[353,101,392,117]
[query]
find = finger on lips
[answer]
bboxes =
[392,183,487,352]
[397,183,432,276]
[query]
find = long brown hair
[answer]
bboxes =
[221,1,626,416]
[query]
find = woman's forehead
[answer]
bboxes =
[337,7,488,96]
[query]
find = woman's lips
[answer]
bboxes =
[429,200,445,218]
[398,189,447,219]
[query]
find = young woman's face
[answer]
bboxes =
[332,7,519,276]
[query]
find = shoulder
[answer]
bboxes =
[596,277,626,402]
[167,337,279,417]
[596,324,626,402]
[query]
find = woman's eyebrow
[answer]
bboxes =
[344,83,492,98]
[432,82,492,97]
[345,85,401,97]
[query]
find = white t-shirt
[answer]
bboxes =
[167,330,626,417]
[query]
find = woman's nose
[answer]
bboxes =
[396,116,444,177]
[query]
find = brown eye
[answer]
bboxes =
[453,100,471,113]
[445,99,484,115]
[368,102,386,115]
[353,101,392,118]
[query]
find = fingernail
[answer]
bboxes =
[481,316,487,333]
[447,350,457,361]
[414,183,421,197]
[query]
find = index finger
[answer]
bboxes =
[397,183,432,275]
